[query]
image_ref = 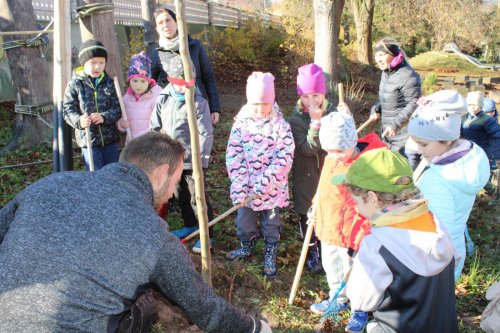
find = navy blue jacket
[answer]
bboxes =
[152,36,220,114]
[461,111,500,160]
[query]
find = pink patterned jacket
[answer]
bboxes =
[226,103,295,211]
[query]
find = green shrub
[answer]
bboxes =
[423,72,438,95]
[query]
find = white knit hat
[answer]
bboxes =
[466,91,484,108]
[319,112,358,150]
[408,90,467,141]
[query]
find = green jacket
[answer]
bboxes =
[288,102,335,215]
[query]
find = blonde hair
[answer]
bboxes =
[346,176,421,205]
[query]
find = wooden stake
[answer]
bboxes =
[113,77,132,141]
[175,0,212,286]
[338,82,344,103]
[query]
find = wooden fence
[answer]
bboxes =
[32,0,281,27]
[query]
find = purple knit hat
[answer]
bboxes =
[297,63,326,96]
[128,51,155,85]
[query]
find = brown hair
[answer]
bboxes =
[346,176,420,205]
[119,132,185,176]
[153,6,176,26]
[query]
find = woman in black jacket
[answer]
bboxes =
[369,37,421,168]
[151,6,220,125]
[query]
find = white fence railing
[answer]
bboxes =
[32,0,281,27]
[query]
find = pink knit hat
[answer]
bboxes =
[246,72,275,104]
[297,63,326,96]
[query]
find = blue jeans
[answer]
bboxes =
[81,143,120,171]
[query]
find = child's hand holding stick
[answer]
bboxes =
[113,77,133,140]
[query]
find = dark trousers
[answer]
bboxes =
[174,169,214,237]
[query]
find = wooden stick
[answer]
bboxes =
[338,83,344,103]
[413,159,429,183]
[113,77,132,140]
[182,196,254,243]
[356,118,375,134]
[289,195,319,305]
[288,218,315,305]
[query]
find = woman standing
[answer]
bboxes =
[151,6,220,125]
[369,37,421,168]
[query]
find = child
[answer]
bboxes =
[309,112,386,331]
[408,90,490,281]
[288,63,334,274]
[225,72,295,277]
[461,92,500,194]
[63,39,122,171]
[483,97,498,120]
[117,52,162,142]
[150,56,214,253]
[341,147,459,333]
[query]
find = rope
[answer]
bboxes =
[75,3,115,21]
[1,19,53,51]
[0,156,82,170]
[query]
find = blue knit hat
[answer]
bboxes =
[483,97,497,112]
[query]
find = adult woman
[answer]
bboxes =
[369,37,421,168]
[151,6,220,125]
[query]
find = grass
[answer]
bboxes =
[409,51,500,77]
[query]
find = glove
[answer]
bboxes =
[260,320,272,333]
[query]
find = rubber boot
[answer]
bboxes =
[226,237,256,260]
[306,242,324,274]
[263,241,279,277]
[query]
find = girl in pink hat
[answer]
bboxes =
[225,72,295,277]
[117,52,162,143]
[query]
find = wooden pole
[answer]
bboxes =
[140,0,158,60]
[113,77,132,140]
[337,82,344,103]
[53,0,73,171]
[175,0,212,286]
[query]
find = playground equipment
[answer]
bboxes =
[443,43,499,72]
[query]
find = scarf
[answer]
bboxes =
[159,36,180,52]
[371,194,430,227]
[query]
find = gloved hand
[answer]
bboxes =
[260,320,272,333]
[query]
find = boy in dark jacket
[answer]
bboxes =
[63,39,122,171]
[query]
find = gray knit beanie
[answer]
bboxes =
[319,112,358,150]
[408,90,467,141]
[78,39,108,65]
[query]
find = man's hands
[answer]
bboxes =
[211,112,220,125]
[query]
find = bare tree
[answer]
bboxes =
[351,0,375,65]
[0,0,52,153]
[141,0,158,61]
[313,0,345,101]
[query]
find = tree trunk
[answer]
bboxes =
[0,0,53,154]
[141,0,158,61]
[313,0,345,102]
[76,0,124,87]
[175,0,212,286]
[351,0,374,65]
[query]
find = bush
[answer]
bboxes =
[423,72,438,95]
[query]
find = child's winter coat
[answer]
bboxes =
[461,111,500,161]
[226,104,295,211]
[150,84,213,169]
[118,85,162,141]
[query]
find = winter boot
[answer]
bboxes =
[263,241,279,277]
[306,242,324,274]
[226,237,256,260]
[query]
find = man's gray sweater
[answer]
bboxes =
[0,163,257,332]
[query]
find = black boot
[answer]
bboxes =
[306,242,323,274]
[226,237,257,260]
[263,241,279,277]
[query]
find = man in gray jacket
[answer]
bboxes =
[0,132,270,333]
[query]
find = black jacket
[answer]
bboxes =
[152,36,220,114]
[371,61,421,151]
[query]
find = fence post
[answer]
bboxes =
[207,0,214,27]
